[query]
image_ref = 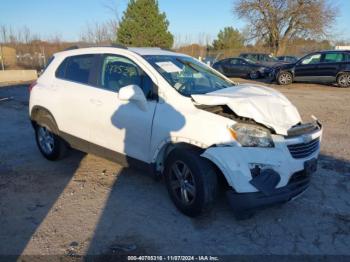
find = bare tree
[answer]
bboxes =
[22,26,33,44]
[234,0,337,55]
[0,25,8,43]
[80,20,118,45]
[80,0,119,45]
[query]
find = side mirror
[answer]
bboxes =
[118,85,148,111]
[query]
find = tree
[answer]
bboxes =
[116,0,173,48]
[212,27,245,50]
[234,0,337,55]
[212,27,244,50]
[81,20,118,45]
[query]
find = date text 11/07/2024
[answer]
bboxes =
[127,255,220,261]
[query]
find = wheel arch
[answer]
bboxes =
[276,70,294,85]
[336,70,350,78]
[278,69,294,78]
[153,141,229,188]
[30,106,60,135]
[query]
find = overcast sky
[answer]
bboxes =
[1,0,349,43]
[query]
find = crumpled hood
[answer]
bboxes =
[192,83,301,135]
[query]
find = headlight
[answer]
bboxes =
[228,123,274,148]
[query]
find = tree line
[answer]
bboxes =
[0,0,347,69]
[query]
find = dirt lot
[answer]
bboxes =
[0,81,349,258]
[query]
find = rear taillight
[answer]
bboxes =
[28,81,37,92]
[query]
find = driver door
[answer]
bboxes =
[294,53,322,82]
[88,54,157,164]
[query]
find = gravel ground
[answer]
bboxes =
[0,82,349,258]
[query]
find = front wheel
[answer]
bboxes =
[337,72,350,88]
[35,125,68,161]
[164,148,218,217]
[277,71,293,85]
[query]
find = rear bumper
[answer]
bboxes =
[226,170,311,214]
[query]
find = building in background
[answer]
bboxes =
[0,46,16,69]
[335,46,350,50]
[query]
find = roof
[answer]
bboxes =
[54,46,184,58]
[128,47,183,56]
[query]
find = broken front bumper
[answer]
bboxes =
[226,167,312,215]
[201,125,322,213]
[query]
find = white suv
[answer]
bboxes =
[29,47,322,218]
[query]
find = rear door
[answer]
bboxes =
[318,52,344,81]
[225,58,244,76]
[238,59,255,76]
[53,54,99,142]
[294,53,322,81]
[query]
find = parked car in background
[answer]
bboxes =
[277,56,299,63]
[274,50,350,87]
[212,57,272,79]
[239,52,283,66]
[29,46,322,219]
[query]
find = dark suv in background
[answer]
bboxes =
[239,52,283,66]
[274,50,350,87]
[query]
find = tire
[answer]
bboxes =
[277,71,293,85]
[336,72,350,88]
[164,148,218,217]
[34,113,68,161]
[249,71,260,80]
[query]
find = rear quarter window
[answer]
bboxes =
[55,54,95,85]
[344,53,350,62]
[323,53,343,63]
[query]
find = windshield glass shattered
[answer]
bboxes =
[143,55,235,97]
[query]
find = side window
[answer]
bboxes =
[229,59,239,65]
[323,53,343,63]
[301,54,321,65]
[55,58,68,79]
[246,54,255,61]
[65,55,95,84]
[343,53,350,62]
[99,55,154,98]
[55,55,95,85]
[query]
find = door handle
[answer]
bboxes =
[89,98,102,106]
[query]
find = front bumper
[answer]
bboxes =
[226,168,311,214]
[201,125,322,212]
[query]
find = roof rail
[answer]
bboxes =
[63,44,128,51]
[64,45,79,51]
[110,43,128,49]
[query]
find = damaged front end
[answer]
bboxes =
[195,95,322,217]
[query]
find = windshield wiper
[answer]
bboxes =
[176,58,200,73]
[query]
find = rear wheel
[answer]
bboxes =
[337,72,350,88]
[35,125,68,161]
[164,148,218,217]
[277,71,293,85]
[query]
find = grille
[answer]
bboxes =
[287,138,320,159]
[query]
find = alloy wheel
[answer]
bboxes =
[338,74,350,87]
[37,126,55,154]
[169,161,196,205]
[279,72,292,85]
